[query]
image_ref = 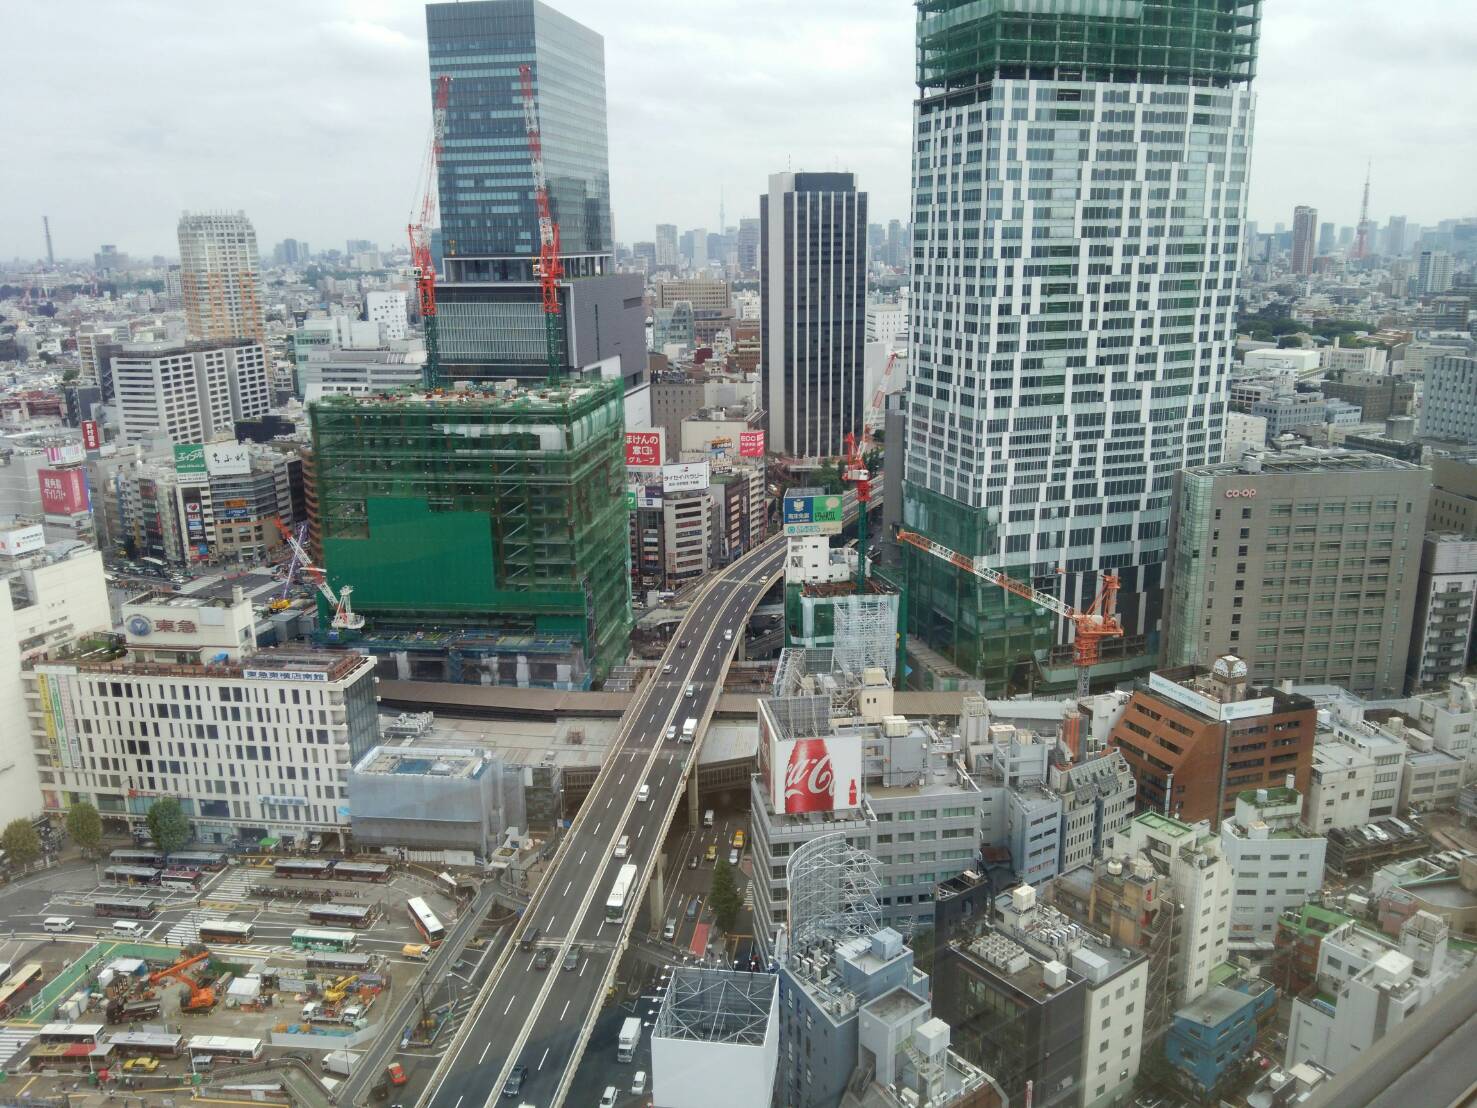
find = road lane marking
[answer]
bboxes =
[618,772,626,785]
[561,1000,570,1020]
[480,1041,492,1063]
[564,880,572,896]
[579,851,586,865]
[538,1047,550,1070]
[453,1097,463,1108]
[506,993,519,1013]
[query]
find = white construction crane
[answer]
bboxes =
[271,518,363,631]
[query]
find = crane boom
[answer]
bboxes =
[895,529,1122,697]
[409,75,452,389]
[518,63,564,383]
[272,518,363,631]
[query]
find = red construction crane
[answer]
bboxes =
[836,350,902,586]
[517,63,564,383]
[272,518,363,631]
[895,529,1122,698]
[408,74,452,390]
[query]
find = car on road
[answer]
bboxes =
[663,918,677,940]
[687,894,702,919]
[533,948,554,971]
[599,1088,618,1108]
[724,629,733,640]
[123,1056,158,1073]
[502,1064,529,1098]
[563,946,581,972]
[632,1071,648,1095]
[665,725,677,741]
[729,848,740,866]
[685,683,695,697]
[732,829,745,849]
[688,855,698,869]
[520,926,542,951]
[704,844,717,862]
[44,917,75,933]
[678,639,690,648]
[385,1063,407,1086]
[663,663,675,675]
[637,783,650,802]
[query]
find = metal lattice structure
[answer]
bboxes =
[652,968,777,1046]
[786,832,883,959]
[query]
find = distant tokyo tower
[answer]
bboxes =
[1353,161,1373,260]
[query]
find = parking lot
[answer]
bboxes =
[0,853,479,1100]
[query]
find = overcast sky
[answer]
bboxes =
[6,0,1474,263]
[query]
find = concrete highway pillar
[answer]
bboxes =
[649,852,665,926]
[687,772,700,829]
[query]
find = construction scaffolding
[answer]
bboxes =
[308,379,633,680]
[653,967,777,1046]
[785,578,900,680]
[786,832,883,958]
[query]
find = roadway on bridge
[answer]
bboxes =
[421,538,786,1108]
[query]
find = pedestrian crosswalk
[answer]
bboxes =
[165,908,207,945]
[0,1028,36,1070]
[201,865,260,906]
[742,882,753,911]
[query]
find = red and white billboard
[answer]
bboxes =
[38,468,90,515]
[759,702,863,814]
[739,430,766,458]
[624,430,663,467]
[80,420,101,451]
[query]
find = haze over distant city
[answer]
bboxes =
[5,0,1475,260]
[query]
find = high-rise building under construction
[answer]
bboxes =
[309,379,632,685]
[899,0,1260,692]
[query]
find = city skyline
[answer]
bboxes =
[4,0,1475,262]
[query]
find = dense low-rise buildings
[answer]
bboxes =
[1219,787,1327,947]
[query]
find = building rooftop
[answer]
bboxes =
[957,932,1081,1004]
[652,968,776,1046]
[311,375,620,414]
[56,649,370,683]
[1176,982,1262,1029]
[1134,811,1195,839]
[353,745,490,780]
[1183,447,1426,477]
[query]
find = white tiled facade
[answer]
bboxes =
[1219,790,1327,943]
[113,341,269,446]
[28,653,379,844]
[906,77,1254,628]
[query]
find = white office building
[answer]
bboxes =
[365,291,409,341]
[1115,812,1232,1006]
[1306,741,1378,832]
[902,5,1258,668]
[1420,354,1477,444]
[112,340,269,445]
[0,536,111,820]
[28,592,379,845]
[1286,912,1470,1076]
[1219,786,1327,946]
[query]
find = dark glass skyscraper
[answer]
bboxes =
[425,0,643,386]
[427,0,612,279]
[760,171,867,458]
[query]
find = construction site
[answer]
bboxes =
[308,377,634,686]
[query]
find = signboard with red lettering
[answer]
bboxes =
[38,468,90,515]
[624,430,663,467]
[81,419,101,451]
[739,430,766,458]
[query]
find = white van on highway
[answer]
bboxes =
[615,835,630,859]
[637,783,650,803]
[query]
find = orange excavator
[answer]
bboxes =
[149,948,217,1014]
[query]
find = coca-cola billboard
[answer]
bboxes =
[759,701,862,815]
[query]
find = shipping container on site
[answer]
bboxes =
[308,380,633,681]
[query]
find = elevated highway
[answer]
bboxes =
[418,535,786,1108]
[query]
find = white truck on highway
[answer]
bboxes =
[681,717,697,742]
[617,1016,642,1062]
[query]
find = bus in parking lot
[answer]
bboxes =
[290,928,357,952]
[168,852,226,872]
[104,866,161,886]
[309,904,374,929]
[406,897,446,946]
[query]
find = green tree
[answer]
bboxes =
[145,798,191,855]
[66,802,103,857]
[1,819,42,868]
[709,858,742,932]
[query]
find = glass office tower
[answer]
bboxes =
[900,0,1261,691]
[427,0,612,280]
